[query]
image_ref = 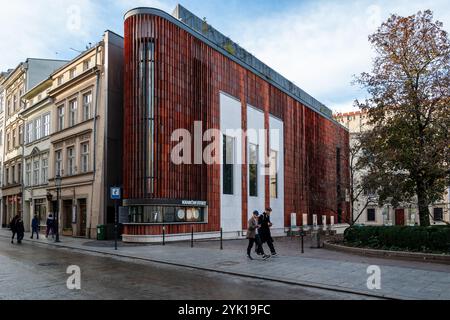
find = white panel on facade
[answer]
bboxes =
[220,92,242,234]
[269,115,284,235]
[246,105,265,221]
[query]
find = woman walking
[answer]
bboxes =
[247,210,269,260]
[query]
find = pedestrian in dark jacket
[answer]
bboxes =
[247,211,269,260]
[31,215,40,239]
[10,215,19,244]
[258,207,277,256]
[46,214,54,239]
[16,218,25,244]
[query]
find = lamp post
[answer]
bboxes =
[54,174,62,242]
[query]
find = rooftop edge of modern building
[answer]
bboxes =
[124,5,348,131]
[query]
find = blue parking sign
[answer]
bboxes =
[111,187,121,200]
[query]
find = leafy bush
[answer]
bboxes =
[343,226,450,253]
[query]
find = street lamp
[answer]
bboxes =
[54,174,62,242]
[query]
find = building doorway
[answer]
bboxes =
[63,200,73,234]
[79,199,87,237]
[395,209,405,226]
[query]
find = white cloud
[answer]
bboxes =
[229,0,450,113]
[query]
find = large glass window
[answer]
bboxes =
[18,125,23,145]
[34,199,47,226]
[223,135,234,195]
[82,93,92,121]
[67,147,75,176]
[270,150,278,198]
[249,143,258,197]
[129,206,205,224]
[69,99,77,127]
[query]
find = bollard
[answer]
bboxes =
[301,231,304,254]
[191,227,194,248]
[220,228,223,250]
[163,226,166,245]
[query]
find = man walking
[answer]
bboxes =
[31,214,40,239]
[247,210,269,260]
[46,214,54,239]
[9,215,19,244]
[16,217,25,244]
[258,208,277,256]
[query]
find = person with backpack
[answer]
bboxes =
[31,214,40,239]
[10,215,19,244]
[16,217,25,244]
[247,210,269,260]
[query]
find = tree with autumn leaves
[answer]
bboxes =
[355,10,450,226]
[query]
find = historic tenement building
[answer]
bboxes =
[0,59,67,229]
[334,110,449,226]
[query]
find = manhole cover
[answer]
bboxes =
[38,262,60,267]
[221,261,240,266]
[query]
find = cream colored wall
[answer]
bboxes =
[48,44,106,238]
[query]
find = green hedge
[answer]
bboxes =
[344,226,450,253]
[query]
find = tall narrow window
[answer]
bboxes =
[82,93,92,121]
[18,163,22,185]
[26,122,33,143]
[139,38,155,194]
[367,208,376,222]
[12,128,16,148]
[13,95,17,111]
[67,147,75,176]
[69,68,76,79]
[6,132,10,151]
[81,142,89,173]
[55,150,62,176]
[223,135,234,195]
[69,99,77,126]
[249,143,258,197]
[43,113,50,136]
[35,117,42,140]
[41,155,48,184]
[33,158,39,185]
[434,208,443,221]
[5,168,9,186]
[57,105,65,130]
[26,161,31,186]
[270,150,278,198]
[18,125,23,146]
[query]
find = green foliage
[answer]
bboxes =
[344,225,450,253]
[355,10,450,227]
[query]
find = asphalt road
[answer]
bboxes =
[0,239,375,300]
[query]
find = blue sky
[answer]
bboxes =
[1,0,449,113]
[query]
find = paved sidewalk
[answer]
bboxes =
[1,229,450,300]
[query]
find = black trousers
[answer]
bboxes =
[31,228,39,239]
[247,236,264,255]
[11,231,16,241]
[261,237,276,254]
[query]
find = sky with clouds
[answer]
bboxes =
[0,0,449,113]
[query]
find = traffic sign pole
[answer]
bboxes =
[110,187,121,251]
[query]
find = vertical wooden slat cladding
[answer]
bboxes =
[123,13,350,236]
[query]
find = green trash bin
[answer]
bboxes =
[97,225,106,240]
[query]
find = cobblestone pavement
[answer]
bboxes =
[0,237,371,300]
[1,229,449,300]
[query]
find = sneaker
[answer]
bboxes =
[271,252,277,256]
[247,254,254,260]
[262,254,271,260]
